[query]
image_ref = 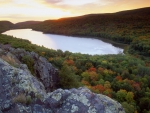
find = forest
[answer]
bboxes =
[0,7,150,113]
[0,21,14,33]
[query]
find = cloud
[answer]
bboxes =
[0,0,36,8]
[44,0,62,4]
[34,0,131,19]
[0,0,72,23]
[39,0,100,6]
[36,0,62,6]
[0,0,12,6]
[59,0,98,6]
[0,14,28,19]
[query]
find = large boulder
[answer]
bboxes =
[0,58,46,112]
[44,87,125,113]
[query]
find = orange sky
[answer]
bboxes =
[0,0,150,23]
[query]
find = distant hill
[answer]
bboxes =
[0,21,14,33]
[25,7,150,44]
[115,7,150,15]
[14,21,42,29]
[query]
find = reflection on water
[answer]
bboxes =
[2,29,123,55]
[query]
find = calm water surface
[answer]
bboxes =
[2,29,123,55]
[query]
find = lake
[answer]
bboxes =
[2,29,123,55]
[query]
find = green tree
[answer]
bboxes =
[125,92,134,103]
[122,102,135,113]
[116,89,127,102]
[59,65,81,89]
[139,97,150,111]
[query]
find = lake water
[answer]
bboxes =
[2,29,123,55]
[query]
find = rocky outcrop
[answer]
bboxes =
[45,87,125,113]
[1,45,59,92]
[0,57,125,113]
[34,55,58,92]
[0,57,46,112]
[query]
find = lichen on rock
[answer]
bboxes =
[71,104,79,113]
[51,93,62,101]
[44,87,125,113]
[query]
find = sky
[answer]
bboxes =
[0,0,150,23]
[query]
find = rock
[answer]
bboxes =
[0,45,58,92]
[0,60,13,112]
[0,44,59,91]
[34,56,58,92]
[0,57,46,112]
[7,47,59,92]
[44,87,125,113]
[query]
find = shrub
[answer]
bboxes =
[22,55,34,75]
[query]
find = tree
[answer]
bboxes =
[92,84,105,93]
[104,81,111,89]
[122,102,135,113]
[85,62,93,69]
[125,92,134,103]
[116,89,127,102]
[81,70,98,86]
[89,71,98,83]
[88,67,96,72]
[139,97,150,111]
[97,79,105,85]
[81,71,90,82]
[116,75,122,81]
[59,65,81,89]
[64,59,74,66]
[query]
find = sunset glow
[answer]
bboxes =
[0,0,150,23]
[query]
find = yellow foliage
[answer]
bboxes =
[104,81,111,89]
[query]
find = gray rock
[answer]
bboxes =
[44,87,125,113]
[0,57,45,112]
[34,56,58,92]
[8,47,59,92]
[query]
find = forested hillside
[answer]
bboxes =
[14,21,41,29]
[27,7,150,45]
[0,21,14,33]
